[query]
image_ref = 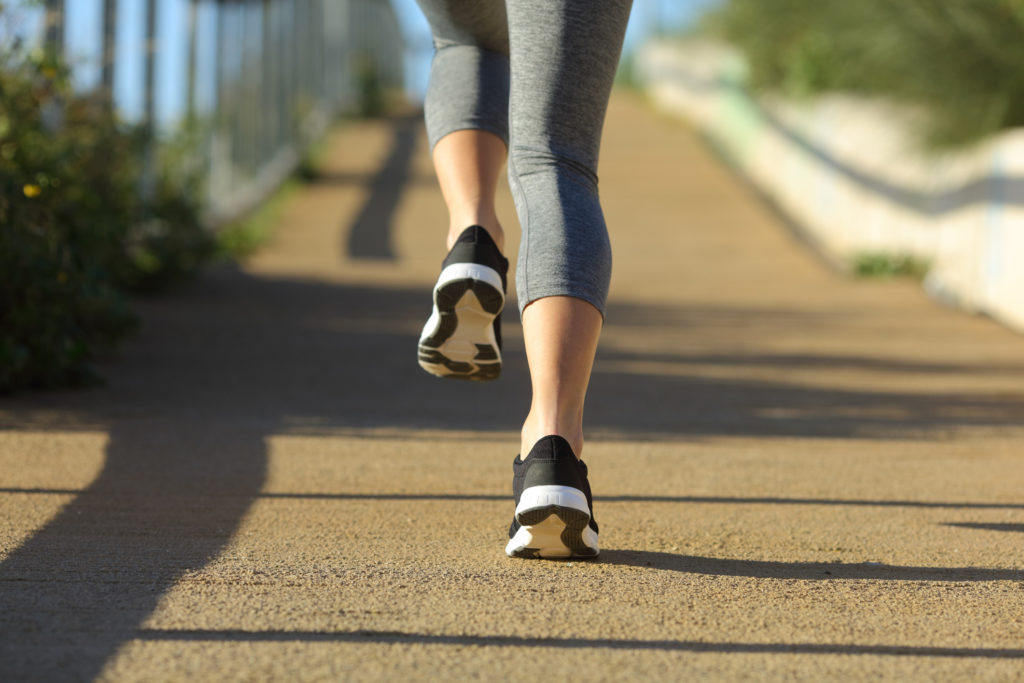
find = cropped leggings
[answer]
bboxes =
[415,0,633,315]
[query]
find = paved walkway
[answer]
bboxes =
[3,94,1024,681]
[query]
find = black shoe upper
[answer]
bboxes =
[443,225,509,291]
[509,435,598,538]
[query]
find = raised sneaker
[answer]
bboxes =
[505,435,599,559]
[418,225,508,381]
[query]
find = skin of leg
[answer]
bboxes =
[505,0,632,461]
[418,0,628,462]
[520,295,603,459]
[431,129,508,253]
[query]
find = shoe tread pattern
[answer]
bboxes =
[418,277,502,381]
[512,505,598,559]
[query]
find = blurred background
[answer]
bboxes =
[2,0,720,127]
[2,0,1022,394]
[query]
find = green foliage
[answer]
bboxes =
[215,178,300,259]
[852,253,930,280]
[615,50,641,91]
[355,54,384,118]
[706,0,1024,148]
[0,50,211,392]
[215,124,338,259]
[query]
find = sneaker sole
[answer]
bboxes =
[505,485,599,559]
[418,263,504,381]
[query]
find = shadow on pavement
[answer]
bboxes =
[0,423,266,678]
[598,549,1024,582]
[588,302,1024,440]
[8,490,1022,511]
[945,522,1024,534]
[344,112,421,261]
[3,264,1024,677]
[130,628,1024,659]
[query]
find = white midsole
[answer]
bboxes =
[514,485,590,517]
[434,262,504,296]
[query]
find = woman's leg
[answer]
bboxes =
[416,0,510,252]
[506,0,633,458]
[417,0,632,558]
[432,130,507,253]
[415,0,512,381]
[520,297,603,458]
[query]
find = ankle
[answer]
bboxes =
[521,416,584,460]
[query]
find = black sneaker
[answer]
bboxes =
[418,225,508,381]
[505,435,599,559]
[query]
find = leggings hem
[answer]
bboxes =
[428,122,510,154]
[517,287,606,319]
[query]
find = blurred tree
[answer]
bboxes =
[708,0,1024,147]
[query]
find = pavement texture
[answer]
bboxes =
[2,93,1024,681]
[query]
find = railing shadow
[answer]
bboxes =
[0,421,266,678]
[131,628,1024,659]
[0,265,517,679]
[598,549,1024,582]
[344,112,422,260]
[2,256,1024,675]
[945,522,1024,534]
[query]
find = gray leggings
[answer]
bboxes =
[416,0,633,315]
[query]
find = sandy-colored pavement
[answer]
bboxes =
[2,94,1024,681]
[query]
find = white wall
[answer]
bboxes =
[637,40,1024,334]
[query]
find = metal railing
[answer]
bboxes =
[41,0,404,224]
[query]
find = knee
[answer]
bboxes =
[508,146,599,193]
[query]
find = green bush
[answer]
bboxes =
[706,0,1024,148]
[0,51,211,392]
[852,253,930,280]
